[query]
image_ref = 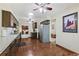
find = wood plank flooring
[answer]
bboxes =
[12,38,78,56]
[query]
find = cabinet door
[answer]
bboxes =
[2,10,11,27]
[10,14,14,27]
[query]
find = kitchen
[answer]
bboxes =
[0,3,52,56]
[0,9,21,55]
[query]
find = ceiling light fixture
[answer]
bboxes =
[39,8,47,13]
[44,9,47,13]
[39,8,43,13]
[29,13,34,16]
[33,3,52,13]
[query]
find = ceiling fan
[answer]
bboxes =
[33,3,52,12]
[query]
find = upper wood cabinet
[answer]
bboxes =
[2,10,11,27]
[2,10,18,27]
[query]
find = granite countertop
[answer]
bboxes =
[0,34,20,54]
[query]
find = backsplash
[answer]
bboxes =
[1,27,14,36]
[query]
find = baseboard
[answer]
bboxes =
[56,44,79,55]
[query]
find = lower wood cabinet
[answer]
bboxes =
[0,40,16,56]
[0,34,21,56]
[0,47,10,56]
[31,32,37,39]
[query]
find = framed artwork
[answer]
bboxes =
[63,12,78,33]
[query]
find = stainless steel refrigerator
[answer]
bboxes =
[40,20,50,43]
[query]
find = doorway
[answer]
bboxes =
[50,19,56,45]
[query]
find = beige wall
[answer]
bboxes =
[54,6,79,53]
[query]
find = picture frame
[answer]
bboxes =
[63,12,78,33]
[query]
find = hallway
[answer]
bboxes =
[12,38,78,56]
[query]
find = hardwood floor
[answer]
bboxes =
[11,38,78,56]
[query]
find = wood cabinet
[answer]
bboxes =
[2,10,11,27]
[0,40,16,56]
[31,32,37,39]
[2,10,19,28]
[0,47,10,56]
[0,34,21,56]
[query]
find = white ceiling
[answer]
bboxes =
[0,3,79,20]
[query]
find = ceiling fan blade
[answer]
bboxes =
[46,7,52,10]
[46,3,50,5]
[35,3,39,6]
[33,8,39,11]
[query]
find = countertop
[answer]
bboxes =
[0,34,20,54]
